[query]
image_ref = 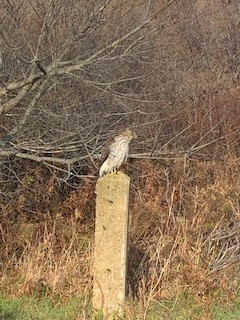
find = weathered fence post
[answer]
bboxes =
[92,172,130,316]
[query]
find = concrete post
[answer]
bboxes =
[92,172,130,316]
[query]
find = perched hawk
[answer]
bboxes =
[99,129,137,177]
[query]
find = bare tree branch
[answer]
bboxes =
[0,149,90,165]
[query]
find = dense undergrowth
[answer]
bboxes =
[1,156,240,318]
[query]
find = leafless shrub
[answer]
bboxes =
[1,0,240,184]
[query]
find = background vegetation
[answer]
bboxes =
[1,0,240,319]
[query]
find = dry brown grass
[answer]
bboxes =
[0,172,95,300]
[128,157,240,304]
[0,216,93,300]
[0,157,240,312]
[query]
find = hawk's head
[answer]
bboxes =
[119,129,137,140]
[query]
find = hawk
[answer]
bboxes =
[99,129,137,177]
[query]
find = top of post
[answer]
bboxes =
[96,172,130,199]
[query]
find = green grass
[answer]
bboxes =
[145,298,204,320]
[212,300,240,320]
[0,294,240,320]
[0,296,88,320]
[143,294,240,320]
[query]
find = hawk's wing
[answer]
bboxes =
[100,135,116,165]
